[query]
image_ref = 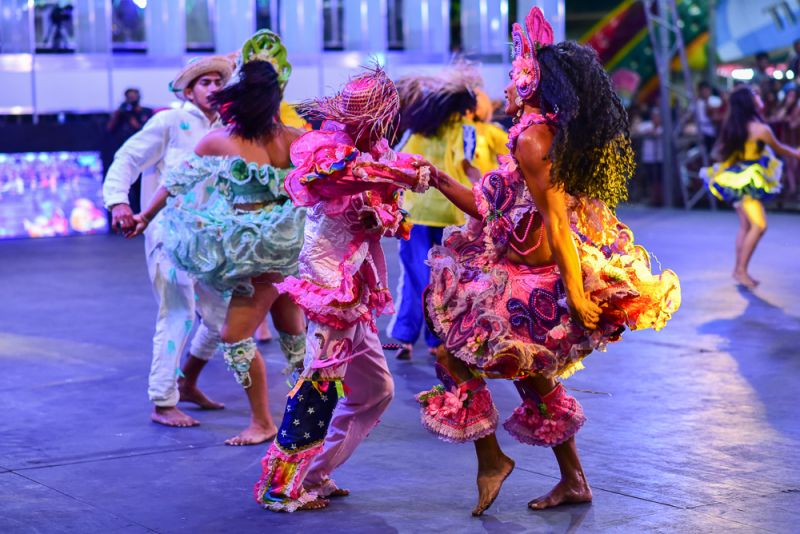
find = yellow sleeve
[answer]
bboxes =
[279,102,309,130]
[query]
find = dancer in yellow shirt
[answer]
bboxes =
[388,67,508,359]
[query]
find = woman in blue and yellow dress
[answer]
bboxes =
[704,85,800,289]
[130,31,306,446]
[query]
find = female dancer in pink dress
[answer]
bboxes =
[253,67,431,511]
[416,8,680,515]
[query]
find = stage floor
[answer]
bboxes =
[1,207,798,533]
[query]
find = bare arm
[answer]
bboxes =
[516,127,601,329]
[127,186,169,238]
[755,123,800,160]
[432,167,481,219]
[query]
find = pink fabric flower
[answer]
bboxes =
[512,57,535,88]
[441,388,467,416]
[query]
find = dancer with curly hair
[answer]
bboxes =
[415,8,681,515]
[130,31,307,446]
[703,85,800,289]
[387,65,509,360]
[253,67,431,512]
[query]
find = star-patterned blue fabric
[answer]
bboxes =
[274,380,340,453]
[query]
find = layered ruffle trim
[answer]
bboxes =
[416,378,499,443]
[254,443,322,513]
[276,272,394,330]
[702,148,783,203]
[502,384,586,447]
[426,195,680,380]
[163,196,305,296]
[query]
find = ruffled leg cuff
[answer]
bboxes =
[221,338,257,388]
[415,364,498,443]
[254,443,323,512]
[503,383,586,447]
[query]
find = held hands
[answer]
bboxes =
[411,158,439,188]
[568,295,602,330]
[110,203,135,234]
[125,213,150,239]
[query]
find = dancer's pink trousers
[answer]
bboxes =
[303,321,394,489]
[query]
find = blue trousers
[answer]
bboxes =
[390,224,444,348]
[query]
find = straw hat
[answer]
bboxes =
[300,66,399,142]
[169,55,234,98]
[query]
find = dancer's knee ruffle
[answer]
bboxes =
[221,338,257,388]
[503,383,586,447]
[416,363,498,443]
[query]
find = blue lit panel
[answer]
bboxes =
[0,151,108,240]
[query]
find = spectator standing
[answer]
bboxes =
[104,89,154,212]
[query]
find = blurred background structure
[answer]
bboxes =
[1,0,800,240]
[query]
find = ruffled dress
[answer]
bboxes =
[703,141,783,203]
[425,112,681,380]
[162,154,305,296]
[275,120,427,339]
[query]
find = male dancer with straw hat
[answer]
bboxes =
[104,56,233,427]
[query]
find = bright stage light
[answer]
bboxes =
[731,68,754,81]
[133,0,147,8]
[787,70,796,80]
[773,70,784,80]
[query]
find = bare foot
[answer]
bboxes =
[329,488,350,498]
[472,454,515,516]
[224,423,277,446]
[151,406,199,427]
[733,271,759,289]
[528,478,593,510]
[297,498,330,511]
[178,383,224,410]
[396,343,413,361]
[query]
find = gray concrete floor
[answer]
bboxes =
[1,207,798,533]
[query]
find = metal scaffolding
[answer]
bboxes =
[643,0,716,209]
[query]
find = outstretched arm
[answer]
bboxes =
[516,126,600,330]
[126,185,170,238]
[756,123,800,160]
[429,161,481,219]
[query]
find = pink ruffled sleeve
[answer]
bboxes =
[284,124,428,208]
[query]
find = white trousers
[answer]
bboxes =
[145,245,227,407]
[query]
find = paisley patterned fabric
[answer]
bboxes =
[425,112,681,380]
[162,154,305,296]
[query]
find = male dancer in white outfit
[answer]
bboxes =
[103,57,233,427]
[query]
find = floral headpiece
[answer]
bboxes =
[238,29,292,90]
[511,7,554,101]
[300,65,399,144]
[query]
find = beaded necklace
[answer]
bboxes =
[504,111,555,256]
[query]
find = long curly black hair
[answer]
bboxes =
[210,60,281,141]
[535,41,634,208]
[717,86,764,161]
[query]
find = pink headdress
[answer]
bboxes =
[511,7,555,101]
[300,65,399,144]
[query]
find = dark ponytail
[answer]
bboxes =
[210,60,282,141]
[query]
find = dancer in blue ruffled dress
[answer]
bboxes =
[131,31,306,446]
